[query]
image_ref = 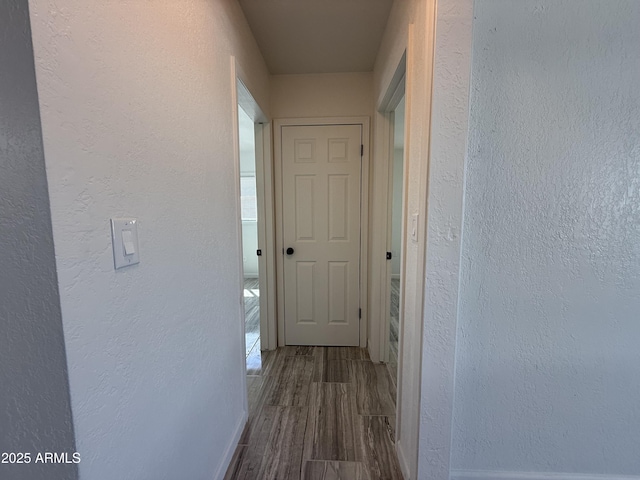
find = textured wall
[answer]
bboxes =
[27,0,270,478]
[452,1,640,477]
[418,0,474,478]
[270,72,373,119]
[0,1,77,479]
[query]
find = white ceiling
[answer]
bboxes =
[238,0,394,75]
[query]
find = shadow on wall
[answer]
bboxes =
[0,1,78,479]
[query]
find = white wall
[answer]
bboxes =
[417,1,473,479]
[239,106,259,278]
[242,221,259,277]
[391,148,403,276]
[390,94,406,277]
[452,1,640,478]
[270,72,373,119]
[239,107,257,176]
[0,2,77,479]
[28,0,270,478]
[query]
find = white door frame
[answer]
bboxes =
[232,64,278,353]
[274,117,371,347]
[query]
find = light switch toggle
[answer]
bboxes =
[122,230,136,255]
[111,218,140,269]
[411,213,419,243]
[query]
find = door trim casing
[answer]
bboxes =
[274,117,371,347]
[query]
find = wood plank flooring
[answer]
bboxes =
[225,346,403,480]
[388,278,400,390]
[244,278,261,373]
[244,277,260,334]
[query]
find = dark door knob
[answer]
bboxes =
[286,247,295,255]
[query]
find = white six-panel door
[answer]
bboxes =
[282,124,362,346]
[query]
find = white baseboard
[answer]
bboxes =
[366,342,379,363]
[451,470,640,480]
[391,273,401,280]
[213,410,247,480]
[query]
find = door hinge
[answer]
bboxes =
[257,249,262,256]
[360,144,364,157]
[359,308,362,319]
[386,251,392,260]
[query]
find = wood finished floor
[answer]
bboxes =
[225,346,403,480]
[388,278,400,390]
[244,278,261,370]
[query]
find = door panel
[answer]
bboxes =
[328,175,350,241]
[282,124,362,346]
[328,261,349,324]
[295,175,316,240]
[295,261,316,323]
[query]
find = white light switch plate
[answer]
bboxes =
[111,218,140,269]
[411,213,419,243]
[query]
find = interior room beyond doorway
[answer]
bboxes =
[238,105,262,371]
[388,95,405,389]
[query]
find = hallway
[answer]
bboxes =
[225,346,402,480]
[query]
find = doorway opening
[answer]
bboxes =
[232,73,277,383]
[371,53,407,468]
[238,105,262,371]
[387,95,405,388]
